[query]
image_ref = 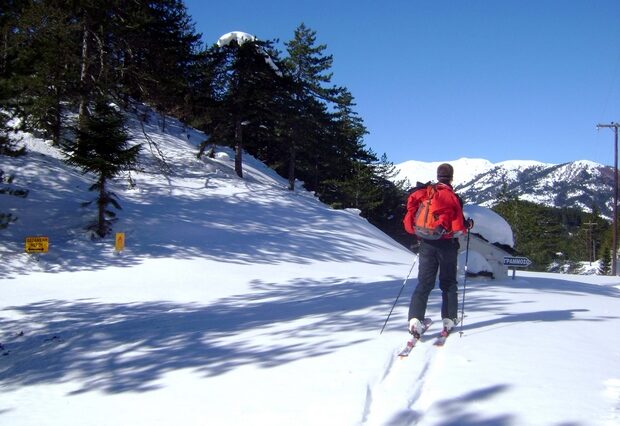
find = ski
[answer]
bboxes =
[434,318,461,347]
[397,318,432,358]
[433,328,451,347]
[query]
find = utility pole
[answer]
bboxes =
[597,122,620,275]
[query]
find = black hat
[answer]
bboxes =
[437,163,454,180]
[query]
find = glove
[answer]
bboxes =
[465,218,474,229]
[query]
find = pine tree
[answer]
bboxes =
[320,87,372,183]
[0,3,27,230]
[496,180,517,204]
[113,0,202,125]
[587,203,608,263]
[283,23,339,190]
[370,153,408,222]
[8,2,80,145]
[4,0,203,139]
[205,36,285,177]
[599,247,611,275]
[0,123,27,230]
[64,98,141,237]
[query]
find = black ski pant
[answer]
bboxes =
[408,238,459,322]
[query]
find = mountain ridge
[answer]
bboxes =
[394,157,613,218]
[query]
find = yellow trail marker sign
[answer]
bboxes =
[25,236,49,253]
[115,232,125,252]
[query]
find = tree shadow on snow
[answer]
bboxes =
[455,275,620,334]
[0,184,401,279]
[506,275,620,297]
[0,276,405,395]
[433,384,514,426]
[387,384,514,426]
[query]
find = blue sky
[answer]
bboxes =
[183,0,620,166]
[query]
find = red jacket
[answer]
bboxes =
[403,183,467,239]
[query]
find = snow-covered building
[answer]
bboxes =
[459,205,515,278]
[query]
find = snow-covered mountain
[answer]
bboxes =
[394,158,496,188]
[395,158,613,217]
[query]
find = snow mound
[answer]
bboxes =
[464,204,514,247]
[214,151,230,161]
[459,250,493,276]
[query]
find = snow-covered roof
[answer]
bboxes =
[464,204,514,247]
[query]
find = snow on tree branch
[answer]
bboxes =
[216,31,256,47]
[217,31,283,77]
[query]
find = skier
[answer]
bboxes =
[403,163,473,338]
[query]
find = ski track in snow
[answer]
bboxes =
[363,331,447,425]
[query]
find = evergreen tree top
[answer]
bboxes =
[284,23,335,100]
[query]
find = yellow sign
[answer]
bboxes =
[115,232,125,252]
[25,236,49,253]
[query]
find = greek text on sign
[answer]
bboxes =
[503,256,532,267]
[25,236,49,253]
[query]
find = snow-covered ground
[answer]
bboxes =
[1,112,620,425]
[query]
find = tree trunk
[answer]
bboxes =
[288,121,299,191]
[51,94,61,146]
[235,120,243,178]
[1,27,7,75]
[288,143,296,191]
[95,25,105,82]
[97,176,107,238]
[78,19,90,134]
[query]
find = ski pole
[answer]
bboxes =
[459,230,471,337]
[380,257,418,334]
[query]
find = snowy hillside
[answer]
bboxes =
[1,112,620,425]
